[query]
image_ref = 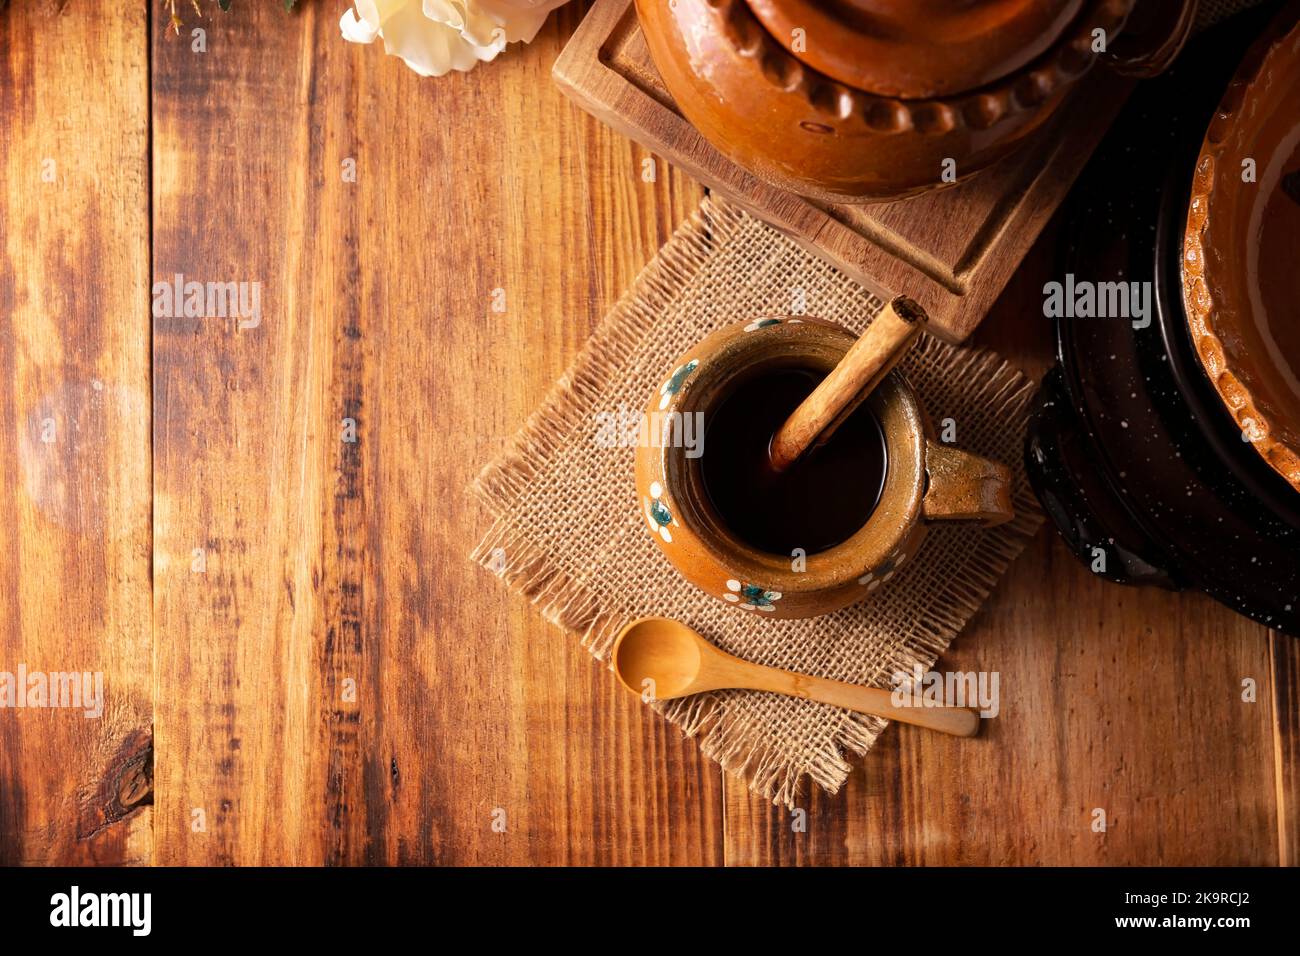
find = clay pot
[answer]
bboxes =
[635,317,1014,619]
[634,0,1194,202]
[1182,4,1300,494]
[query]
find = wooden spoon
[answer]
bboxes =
[611,617,980,738]
[768,295,928,473]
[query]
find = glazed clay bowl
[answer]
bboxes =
[1181,5,1300,494]
[635,317,1014,619]
[634,0,1188,202]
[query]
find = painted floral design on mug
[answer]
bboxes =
[643,481,675,544]
[658,359,699,411]
[858,555,897,591]
[721,578,782,612]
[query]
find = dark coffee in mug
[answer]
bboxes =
[701,367,888,555]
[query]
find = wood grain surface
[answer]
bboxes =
[0,1,1294,866]
[0,0,153,866]
[148,1,717,866]
[724,533,1287,865]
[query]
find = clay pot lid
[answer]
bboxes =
[744,0,1091,98]
[1182,7,1300,494]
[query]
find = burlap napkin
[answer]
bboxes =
[471,196,1043,806]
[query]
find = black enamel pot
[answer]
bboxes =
[1025,1,1300,635]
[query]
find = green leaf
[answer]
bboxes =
[218,0,231,9]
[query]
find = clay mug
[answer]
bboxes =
[635,317,1015,619]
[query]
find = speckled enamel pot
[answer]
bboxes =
[636,317,1014,619]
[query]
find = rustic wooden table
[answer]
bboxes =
[1,2,1295,866]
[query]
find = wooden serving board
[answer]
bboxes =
[553,0,1134,343]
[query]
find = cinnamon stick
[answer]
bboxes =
[767,295,927,473]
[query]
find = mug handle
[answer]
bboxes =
[921,440,1015,526]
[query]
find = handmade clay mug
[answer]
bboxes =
[635,317,1015,618]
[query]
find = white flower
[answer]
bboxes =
[340,0,570,77]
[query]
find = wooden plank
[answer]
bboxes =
[150,1,721,864]
[1273,632,1299,866]
[0,1,153,864]
[722,241,1284,865]
[552,0,1132,344]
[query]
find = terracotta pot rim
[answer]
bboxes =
[676,0,1133,136]
[743,0,1092,99]
[1180,7,1300,495]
